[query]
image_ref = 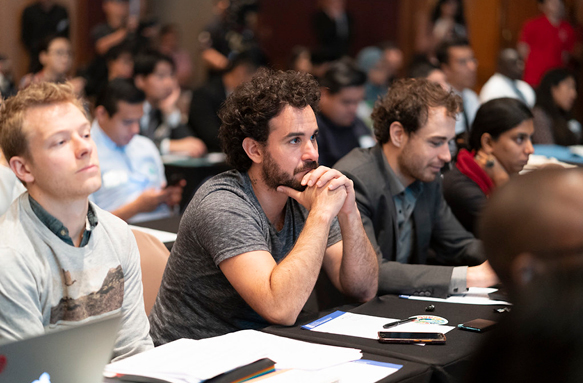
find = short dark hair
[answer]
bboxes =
[133,51,175,77]
[37,35,69,55]
[105,42,133,64]
[224,50,260,74]
[371,78,460,144]
[219,68,320,171]
[319,58,366,95]
[436,37,471,65]
[408,61,441,79]
[95,78,145,116]
[469,98,533,151]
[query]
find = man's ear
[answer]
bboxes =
[389,121,408,148]
[39,51,48,67]
[94,105,108,126]
[242,137,264,164]
[134,75,145,90]
[9,156,34,185]
[480,133,495,154]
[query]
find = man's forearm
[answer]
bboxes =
[337,209,378,301]
[262,211,334,325]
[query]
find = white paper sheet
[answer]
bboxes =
[249,359,402,383]
[304,312,454,340]
[399,287,511,305]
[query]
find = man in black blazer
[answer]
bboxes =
[335,78,498,298]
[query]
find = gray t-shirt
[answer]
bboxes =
[149,170,342,343]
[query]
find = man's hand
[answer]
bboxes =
[467,260,499,288]
[277,166,348,220]
[163,180,186,207]
[159,83,181,116]
[134,189,168,213]
[301,166,357,217]
[169,137,207,157]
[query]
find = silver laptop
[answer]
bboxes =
[0,314,121,383]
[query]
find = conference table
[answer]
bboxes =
[264,294,508,383]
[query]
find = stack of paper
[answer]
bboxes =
[104,330,363,383]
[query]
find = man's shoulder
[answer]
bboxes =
[128,134,160,156]
[90,203,133,242]
[192,170,256,209]
[335,146,379,174]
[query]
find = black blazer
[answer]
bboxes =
[334,145,484,298]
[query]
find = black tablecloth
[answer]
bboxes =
[264,294,509,383]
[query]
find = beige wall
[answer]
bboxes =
[0,0,79,82]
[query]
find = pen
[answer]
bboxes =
[383,317,416,329]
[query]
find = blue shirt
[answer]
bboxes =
[90,120,169,223]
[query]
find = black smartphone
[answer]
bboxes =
[457,318,497,333]
[165,174,184,188]
[378,331,446,344]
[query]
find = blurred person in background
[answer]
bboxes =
[531,68,580,145]
[443,98,534,235]
[480,49,536,108]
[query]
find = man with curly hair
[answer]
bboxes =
[335,78,498,298]
[149,68,378,342]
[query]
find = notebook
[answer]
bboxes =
[0,313,121,383]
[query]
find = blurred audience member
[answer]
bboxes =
[188,52,258,153]
[199,0,233,74]
[356,47,389,106]
[519,0,576,87]
[85,43,134,99]
[19,36,84,95]
[313,0,353,60]
[408,60,449,90]
[92,0,136,57]
[479,167,583,295]
[134,51,206,157]
[158,24,193,89]
[480,49,536,107]
[355,46,388,127]
[467,269,583,383]
[437,38,479,149]
[288,46,313,73]
[317,59,374,167]
[532,68,580,145]
[443,98,534,235]
[379,41,404,85]
[416,0,467,58]
[21,0,69,72]
[0,55,17,99]
[90,79,183,223]
[310,49,336,79]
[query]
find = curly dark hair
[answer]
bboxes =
[371,78,460,145]
[218,68,320,171]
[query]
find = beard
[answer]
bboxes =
[262,151,318,192]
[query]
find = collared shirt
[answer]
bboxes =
[90,120,169,223]
[384,156,468,294]
[453,88,480,136]
[385,162,424,264]
[140,101,181,155]
[479,73,536,108]
[29,195,97,247]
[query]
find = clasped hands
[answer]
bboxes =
[277,166,356,219]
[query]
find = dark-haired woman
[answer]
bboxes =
[443,98,534,235]
[531,68,579,146]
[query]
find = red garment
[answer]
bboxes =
[519,15,576,87]
[455,149,495,196]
